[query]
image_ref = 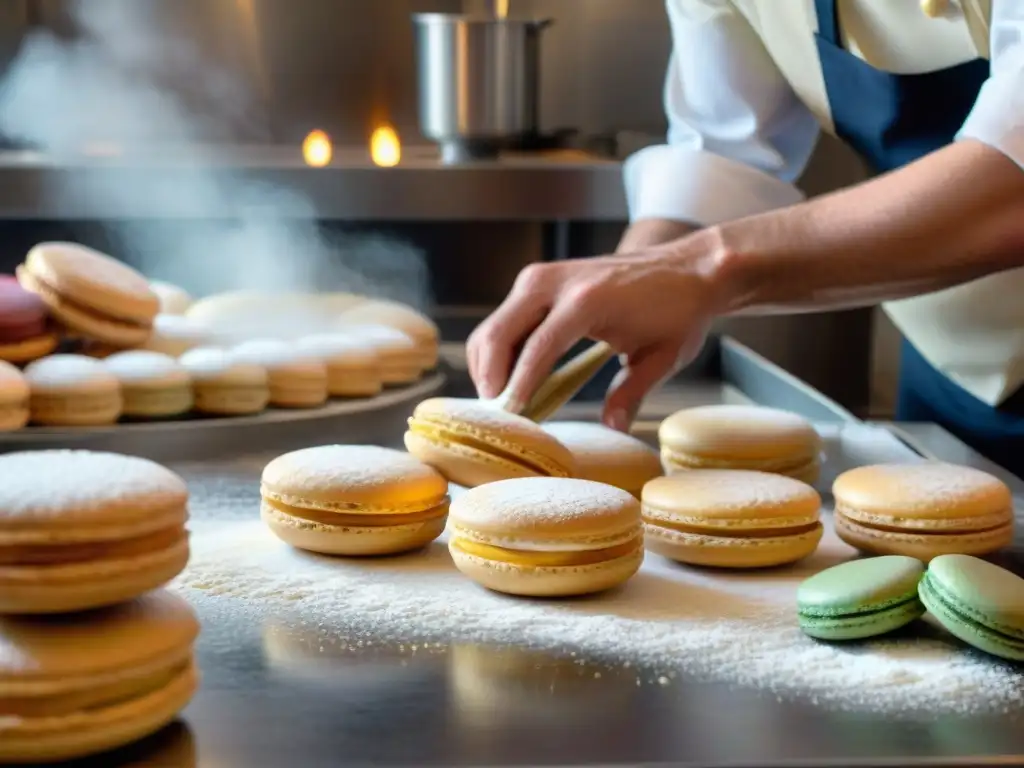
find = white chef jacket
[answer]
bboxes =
[623,0,1024,406]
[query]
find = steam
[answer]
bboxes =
[0,1,431,309]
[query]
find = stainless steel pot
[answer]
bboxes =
[412,13,553,164]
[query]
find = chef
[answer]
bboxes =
[467,0,1024,473]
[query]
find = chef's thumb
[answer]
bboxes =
[601,346,677,432]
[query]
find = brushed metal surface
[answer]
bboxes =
[413,13,553,162]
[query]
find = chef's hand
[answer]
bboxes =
[467,236,731,431]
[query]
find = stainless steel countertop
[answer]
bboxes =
[57,379,1024,768]
[0,145,628,221]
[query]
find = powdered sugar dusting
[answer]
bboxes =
[644,470,819,517]
[450,477,639,534]
[834,462,1009,511]
[542,421,658,462]
[0,450,187,523]
[675,404,812,430]
[23,355,119,392]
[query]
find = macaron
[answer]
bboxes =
[142,314,213,358]
[295,334,382,397]
[0,450,190,613]
[186,290,333,342]
[23,354,123,426]
[658,404,822,484]
[541,421,662,497]
[797,555,926,640]
[343,324,422,385]
[149,280,193,315]
[103,350,193,419]
[0,275,57,364]
[179,347,269,416]
[448,477,644,597]
[261,445,450,556]
[919,554,1024,661]
[231,339,329,408]
[17,242,159,347]
[404,397,576,487]
[0,360,29,431]
[641,469,823,568]
[337,300,440,371]
[832,463,1014,560]
[0,590,199,763]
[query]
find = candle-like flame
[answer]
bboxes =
[370,124,401,168]
[494,0,509,19]
[302,130,332,167]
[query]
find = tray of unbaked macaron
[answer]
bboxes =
[1,397,1022,763]
[0,241,445,440]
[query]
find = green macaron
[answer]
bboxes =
[919,554,1024,662]
[797,555,926,640]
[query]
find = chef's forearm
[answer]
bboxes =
[700,140,1024,314]
[617,218,697,252]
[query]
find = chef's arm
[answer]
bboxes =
[698,8,1024,314]
[618,0,819,252]
[703,140,1024,314]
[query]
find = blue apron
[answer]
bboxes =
[813,0,1024,475]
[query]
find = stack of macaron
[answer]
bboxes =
[0,450,199,763]
[0,241,444,431]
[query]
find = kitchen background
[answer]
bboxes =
[0,0,903,417]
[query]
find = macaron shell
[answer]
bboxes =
[658,405,821,462]
[449,539,644,597]
[919,573,1024,662]
[541,421,662,496]
[798,599,925,642]
[0,361,29,431]
[261,500,447,556]
[834,510,1013,561]
[661,451,821,485]
[149,281,193,315]
[643,521,823,569]
[797,555,925,615]
[925,554,1024,641]
[0,332,59,364]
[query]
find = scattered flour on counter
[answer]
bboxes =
[174,518,1024,717]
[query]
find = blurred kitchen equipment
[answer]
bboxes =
[412,12,553,164]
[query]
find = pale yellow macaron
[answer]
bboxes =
[103,350,193,419]
[149,280,193,315]
[186,290,333,343]
[23,354,123,426]
[0,360,29,431]
[405,397,576,487]
[833,462,1014,561]
[641,469,824,568]
[179,347,269,416]
[295,334,382,397]
[448,477,644,597]
[261,445,450,556]
[659,404,822,484]
[142,314,213,358]
[231,339,329,408]
[337,300,440,372]
[17,242,159,347]
[0,590,199,763]
[542,421,662,497]
[342,324,422,385]
[0,450,191,613]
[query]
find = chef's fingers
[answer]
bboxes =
[501,302,586,413]
[469,265,557,398]
[601,345,680,431]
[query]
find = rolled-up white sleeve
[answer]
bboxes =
[624,0,821,226]
[957,2,1024,169]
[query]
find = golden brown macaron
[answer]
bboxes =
[103,350,194,420]
[405,397,576,487]
[0,360,29,431]
[448,477,644,597]
[0,450,190,613]
[295,334,383,397]
[141,314,213,358]
[832,462,1014,561]
[342,324,423,385]
[17,242,159,347]
[231,339,329,408]
[23,354,123,426]
[261,445,450,556]
[179,347,269,416]
[0,590,199,763]
[337,300,440,372]
[642,470,823,568]
[658,404,822,484]
[542,421,662,497]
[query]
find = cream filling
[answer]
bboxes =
[449,522,643,552]
[834,503,1013,532]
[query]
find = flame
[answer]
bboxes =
[370,124,401,168]
[494,0,509,19]
[302,130,332,167]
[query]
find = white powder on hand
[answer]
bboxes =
[170,425,1024,717]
